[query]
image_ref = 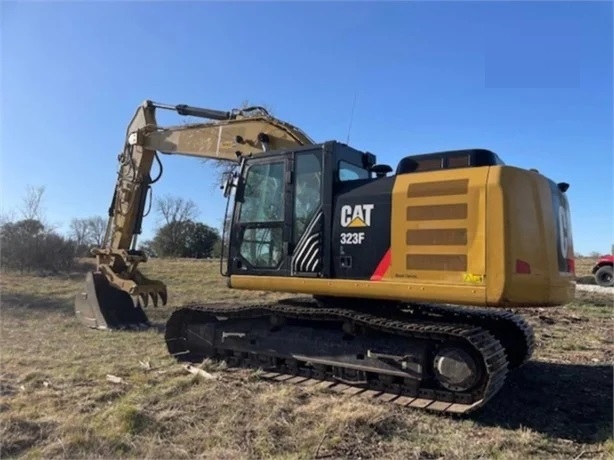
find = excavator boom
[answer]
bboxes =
[75,100,313,329]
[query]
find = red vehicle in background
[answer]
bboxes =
[592,255,614,287]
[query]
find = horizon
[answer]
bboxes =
[1,1,612,255]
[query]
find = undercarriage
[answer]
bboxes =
[164,297,534,414]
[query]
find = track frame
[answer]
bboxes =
[165,298,534,414]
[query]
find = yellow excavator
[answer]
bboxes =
[75,99,575,414]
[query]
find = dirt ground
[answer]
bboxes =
[1,258,612,459]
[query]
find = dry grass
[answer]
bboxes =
[1,258,612,459]
[575,257,598,278]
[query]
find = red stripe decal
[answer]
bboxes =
[370,248,391,281]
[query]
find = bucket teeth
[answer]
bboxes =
[138,293,149,308]
[132,286,166,308]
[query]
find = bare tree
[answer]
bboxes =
[20,185,45,221]
[69,218,92,247]
[68,216,107,248]
[0,209,17,226]
[87,216,107,246]
[155,195,199,225]
[204,161,241,191]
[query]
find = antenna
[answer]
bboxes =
[346,91,357,144]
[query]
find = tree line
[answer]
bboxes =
[1,100,268,273]
[137,194,225,259]
[0,185,226,274]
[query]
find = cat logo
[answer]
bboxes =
[341,204,374,228]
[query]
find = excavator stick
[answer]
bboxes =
[74,99,312,332]
[75,271,152,330]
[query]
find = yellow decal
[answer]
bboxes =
[347,216,367,228]
[463,273,484,283]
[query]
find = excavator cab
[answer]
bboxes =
[226,141,376,279]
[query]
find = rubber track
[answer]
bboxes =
[165,301,510,414]
[401,302,536,368]
[280,296,535,368]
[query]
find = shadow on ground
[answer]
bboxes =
[1,292,74,315]
[2,289,170,329]
[145,322,611,443]
[145,320,612,444]
[472,360,613,443]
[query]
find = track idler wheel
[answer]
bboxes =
[432,345,482,393]
[74,271,151,330]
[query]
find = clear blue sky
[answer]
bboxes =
[2,1,612,255]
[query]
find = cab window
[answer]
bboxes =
[294,152,322,244]
[338,161,369,182]
[238,161,284,268]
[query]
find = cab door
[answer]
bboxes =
[289,149,325,277]
[228,156,291,276]
[228,148,327,278]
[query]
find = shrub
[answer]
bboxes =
[0,219,77,274]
